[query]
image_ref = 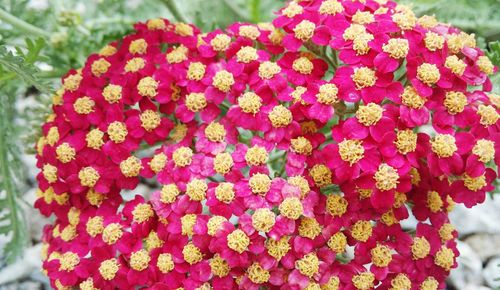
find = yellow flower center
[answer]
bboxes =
[328,232,347,253]
[59,252,80,271]
[268,105,293,128]
[174,23,193,36]
[463,174,487,191]
[132,203,154,223]
[288,175,310,198]
[149,153,167,173]
[102,84,122,104]
[130,250,150,271]
[259,61,281,80]
[337,139,365,166]
[63,73,82,92]
[417,63,441,86]
[172,146,193,167]
[390,274,411,290]
[238,92,262,114]
[418,15,438,29]
[439,223,455,242]
[183,242,203,265]
[145,231,164,250]
[99,259,119,280]
[56,143,76,163]
[187,62,206,81]
[477,104,499,126]
[86,189,105,206]
[266,236,291,261]
[291,136,313,155]
[444,91,467,114]
[434,246,455,271]
[247,262,270,284]
[351,220,373,242]
[282,2,303,17]
[316,83,339,105]
[147,18,166,30]
[473,139,495,163]
[395,129,417,154]
[319,0,343,15]
[74,96,95,114]
[352,272,375,290]
[102,223,123,245]
[120,156,142,177]
[411,237,430,259]
[445,55,466,76]
[383,38,409,59]
[424,32,444,51]
[326,194,348,217]
[124,57,145,72]
[160,184,180,204]
[60,225,77,241]
[46,126,59,146]
[86,216,104,237]
[210,34,231,52]
[431,134,457,158]
[392,11,417,30]
[252,208,276,232]
[137,76,158,98]
[309,164,332,188]
[343,24,366,41]
[322,276,340,290]
[353,33,374,55]
[239,25,260,40]
[477,56,494,75]
[207,216,227,236]
[91,58,111,77]
[371,244,392,267]
[298,217,322,239]
[99,45,117,56]
[129,39,147,54]
[181,214,196,236]
[352,67,377,89]
[420,277,439,290]
[186,178,208,201]
[212,70,235,93]
[237,46,258,63]
[42,164,58,183]
[374,163,399,191]
[352,11,375,24]
[245,145,268,166]
[279,197,303,220]
[205,122,226,142]
[185,92,207,112]
[294,20,316,41]
[295,253,319,278]
[210,254,230,277]
[166,45,188,64]
[293,57,314,74]
[157,253,174,273]
[107,121,128,143]
[427,191,443,213]
[215,182,235,203]
[214,152,234,174]
[249,173,272,194]
[78,167,99,187]
[227,229,250,253]
[356,103,383,126]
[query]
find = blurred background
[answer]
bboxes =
[0,0,499,289]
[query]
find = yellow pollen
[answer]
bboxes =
[390,274,411,290]
[294,20,316,41]
[102,223,123,245]
[298,217,322,239]
[291,86,307,105]
[237,46,258,63]
[132,203,154,223]
[319,0,343,15]
[63,73,82,92]
[259,61,281,79]
[239,25,260,40]
[174,23,193,36]
[424,32,444,51]
[91,58,111,77]
[374,163,399,191]
[107,121,128,143]
[445,55,466,76]
[477,56,494,75]
[86,129,104,150]
[214,152,234,174]
[343,24,366,41]
[417,63,441,86]
[124,57,145,72]
[181,214,197,236]
[322,276,340,290]
[356,103,383,126]
[288,175,310,198]
[99,45,117,56]
[56,143,76,163]
[86,189,105,206]
[130,249,150,271]
[338,139,364,165]
[186,178,207,201]
[309,164,332,188]
[212,70,234,93]
[353,33,374,55]
[183,242,203,264]
[268,105,292,128]
[421,277,439,290]
[73,96,95,114]
[187,62,206,81]
[411,237,430,259]
[185,92,207,112]
[381,211,399,226]
[157,253,175,273]
[434,246,455,271]
[207,216,227,236]
[463,174,487,191]
[282,2,303,17]
[167,45,188,64]
[488,93,500,108]
[120,156,142,177]
[352,11,374,24]
[245,145,268,166]
[431,134,457,158]
[392,11,417,30]
[149,153,167,173]
[67,207,80,225]
[444,91,467,114]
[137,76,158,98]
[269,28,285,45]
[78,167,99,187]
[249,173,272,195]
[205,122,226,142]
[353,272,375,290]
[79,278,97,290]
[301,120,318,134]
[395,130,417,154]
[252,208,276,232]
[173,146,193,167]
[427,190,443,213]
[145,231,164,250]
[160,184,180,203]
[210,34,231,52]
[291,137,313,155]
[60,226,77,242]
[227,229,250,253]
[371,244,392,267]
[477,104,499,126]
[59,252,80,271]
[247,262,270,284]
[147,18,166,30]
[86,216,104,237]
[210,254,230,277]
[439,223,455,242]
[296,253,319,278]
[139,110,161,131]
[317,83,339,105]
[279,197,303,220]
[238,92,262,114]
[102,84,122,104]
[473,139,495,163]
[383,38,409,59]
[352,67,377,89]
[129,38,147,54]
[326,194,348,217]
[46,127,59,146]
[418,15,438,29]
[266,236,291,260]
[215,182,235,203]
[351,220,372,242]
[99,259,119,280]
[293,57,314,74]
[328,232,347,253]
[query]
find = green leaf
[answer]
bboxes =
[487,41,500,67]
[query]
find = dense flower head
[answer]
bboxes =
[35,2,499,289]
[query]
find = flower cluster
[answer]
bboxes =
[35,0,499,289]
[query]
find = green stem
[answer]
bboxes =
[250,0,261,23]
[0,8,50,38]
[161,0,189,23]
